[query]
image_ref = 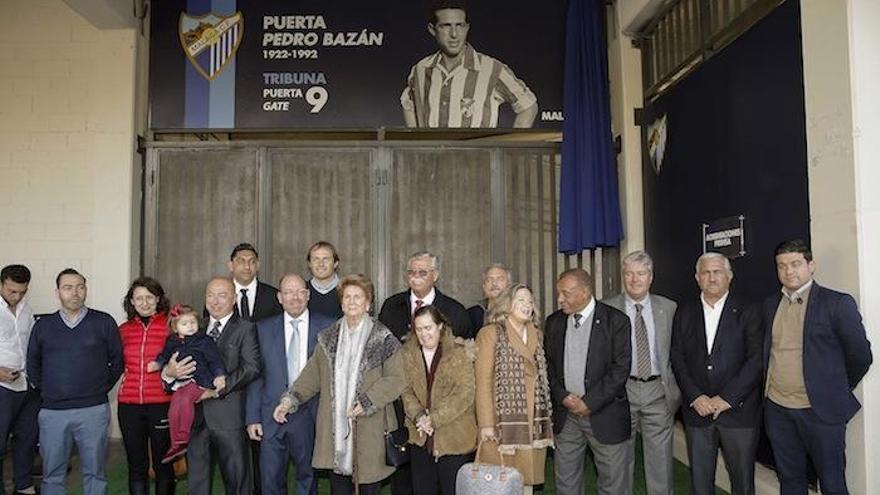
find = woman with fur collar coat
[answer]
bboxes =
[401,305,478,495]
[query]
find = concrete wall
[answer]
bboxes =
[0,0,137,321]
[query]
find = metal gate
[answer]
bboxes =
[143,140,617,319]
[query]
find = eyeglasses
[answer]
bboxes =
[283,289,310,298]
[406,269,433,278]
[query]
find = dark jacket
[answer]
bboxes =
[466,303,487,332]
[202,280,282,323]
[245,310,336,439]
[671,293,763,428]
[196,314,261,430]
[544,302,632,444]
[246,281,284,322]
[155,331,227,389]
[379,288,474,340]
[763,283,872,424]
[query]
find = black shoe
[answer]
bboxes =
[127,480,148,495]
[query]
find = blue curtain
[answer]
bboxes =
[558,0,624,253]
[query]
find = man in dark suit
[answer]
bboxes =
[603,251,679,495]
[246,273,335,495]
[378,251,473,340]
[227,242,282,494]
[228,243,283,322]
[763,239,872,495]
[670,253,762,495]
[164,277,262,495]
[544,268,632,495]
[466,263,511,331]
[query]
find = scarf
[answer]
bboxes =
[311,274,340,294]
[332,316,373,474]
[493,322,554,453]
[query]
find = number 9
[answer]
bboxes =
[306,87,328,113]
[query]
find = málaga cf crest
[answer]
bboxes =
[179,11,244,81]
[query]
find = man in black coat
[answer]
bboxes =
[164,277,262,495]
[225,242,282,495]
[670,253,762,495]
[228,243,283,322]
[378,251,473,340]
[544,268,632,495]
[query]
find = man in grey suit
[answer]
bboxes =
[603,251,679,495]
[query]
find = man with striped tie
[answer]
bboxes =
[400,0,538,129]
[604,251,679,495]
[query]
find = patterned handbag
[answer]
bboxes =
[455,441,524,495]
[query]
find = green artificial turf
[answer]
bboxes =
[68,435,728,494]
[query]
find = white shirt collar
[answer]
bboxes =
[782,279,813,302]
[210,311,234,333]
[410,287,437,306]
[234,278,258,294]
[0,295,23,316]
[701,291,730,311]
[572,297,596,325]
[284,309,309,326]
[625,292,651,307]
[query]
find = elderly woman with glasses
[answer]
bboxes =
[273,274,405,495]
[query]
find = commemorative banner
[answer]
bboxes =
[150,0,566,130]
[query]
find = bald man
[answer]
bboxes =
[246,274,335,495]
[164,277,262,495]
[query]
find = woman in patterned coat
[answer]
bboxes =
[474,284,553,494]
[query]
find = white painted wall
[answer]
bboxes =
[608,4,647,256]
[800,0,880,491]
[845,1,880,493]
[0,0,137,322]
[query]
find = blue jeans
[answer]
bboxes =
[38,403,111,495]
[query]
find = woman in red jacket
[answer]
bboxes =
[118,277,175,495]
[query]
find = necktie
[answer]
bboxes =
[287,319,300,385]
[413,299,424,316]
[239,288,251,320]
[573,313,582,329]
[634,303,652,379]
[208,320,221,341]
